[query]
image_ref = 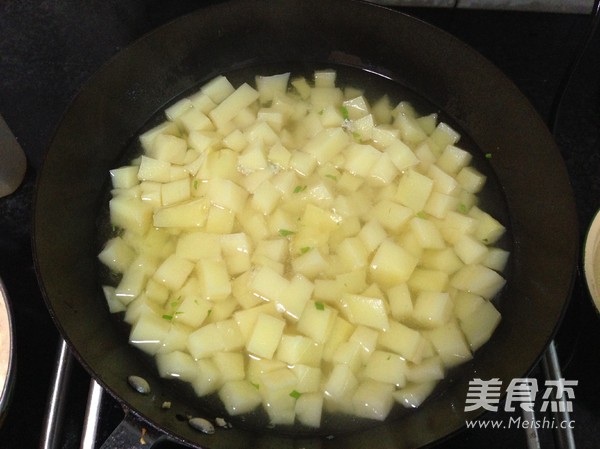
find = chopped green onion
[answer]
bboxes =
[251,382,260,390]
[289,390,302,399]
[293,185,307,193]
[279,229,296,237]
[315,301,325,311]
[459,203,467,213]
[417,211,427,219]
[162,314,173,321]
[300,246,311,254]
[485,152,493,159]
[325,174,338,181]
[340,106,350,120]
[193,179,199,189]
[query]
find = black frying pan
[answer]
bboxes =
[33,0,578,448]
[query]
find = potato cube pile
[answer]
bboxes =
[99,70,508,428]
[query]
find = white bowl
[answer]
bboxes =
[0,277,15,426]
[583,209,600,313]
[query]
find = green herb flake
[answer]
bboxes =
[417,211,427,219]
[325,174,338,181]
[352,131,361,141]
[293,185,307,193]
[162,314,173,321]
[485,152,493,159]
[279,229,296,237]
[193,179,199,190]
[289,390,302,399]
[458,203,467,213]
[251,382,260,390]
[315,302,325,311]
[300,246,311,254]
[340,106,350,121]
[207,309,213,317]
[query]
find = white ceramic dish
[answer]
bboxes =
[583,209,600,313]
[0,277,15,426]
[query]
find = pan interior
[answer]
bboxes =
[95,61,513,438]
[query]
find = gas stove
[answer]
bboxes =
[1,2,599,448]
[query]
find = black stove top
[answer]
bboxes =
[1,2,599,448]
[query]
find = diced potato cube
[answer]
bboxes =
[110,166,139,189]
[297,301,338,343]
[200,75,235,103]
[405,356,445,383]
[249,265,290,302]
[372,199,413,233]
[207,178,249,214]
[385,140,419,172]
[352,380,395,421]
[208,82,259,129]
[246,313,286,359]
[393,381,437,408]
[175,232,222,261]
[196,259,231,301]
[412,291,453,328]
[459,300,501,351]
[233,302,279,340]
[483,247,510,272]
[276,334,322,366]
[98,236,135,273]
[408,268,449,293]
[322,316,355,362]
[213,351,245,382]
[344,143,381,177]
[291,248,329,279]
[102,286,126,313]
[454,234,489,264]
[340,293,389,331]
[156,350,198,382]
[324,364,359,403]
[153,198,209,228]
[456,166,487,193]
[255,72,290,104]
[396,169,434,212]
[137,156,172,183]
[424,320,472,368]
[409,217,445,249]
[303,127,349,164]
[370,239,418,287]
[363,350,407,386]
[172,295,211,328]
[290,365,322,393]
[192,358,222,396]
[387,284,413,322]
[187,323,226,359]
[379,320,426,363]
[295,392,323,427]
[129,311,171,355]
[349,325,379,363]
[437,144,472,175]
[278,273,313,320]
[151,134,188,164]
[153,255,194,291]
[109,196,153,235]
[450,264,506,300]
[139,121,179,152]
[332,341,363,372]
[219,380,262,415]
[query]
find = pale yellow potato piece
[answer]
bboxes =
[129,311,171,355]
[340,293,389,331]
[246,313,286,359]
[370,239,418,286]
[192,358,222,396]
[156,350,197,382]
[295,392,323,428]
[297,300,338,343]
[352,379,395,421]
[219,380,262,415]
[109,196,153,235]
